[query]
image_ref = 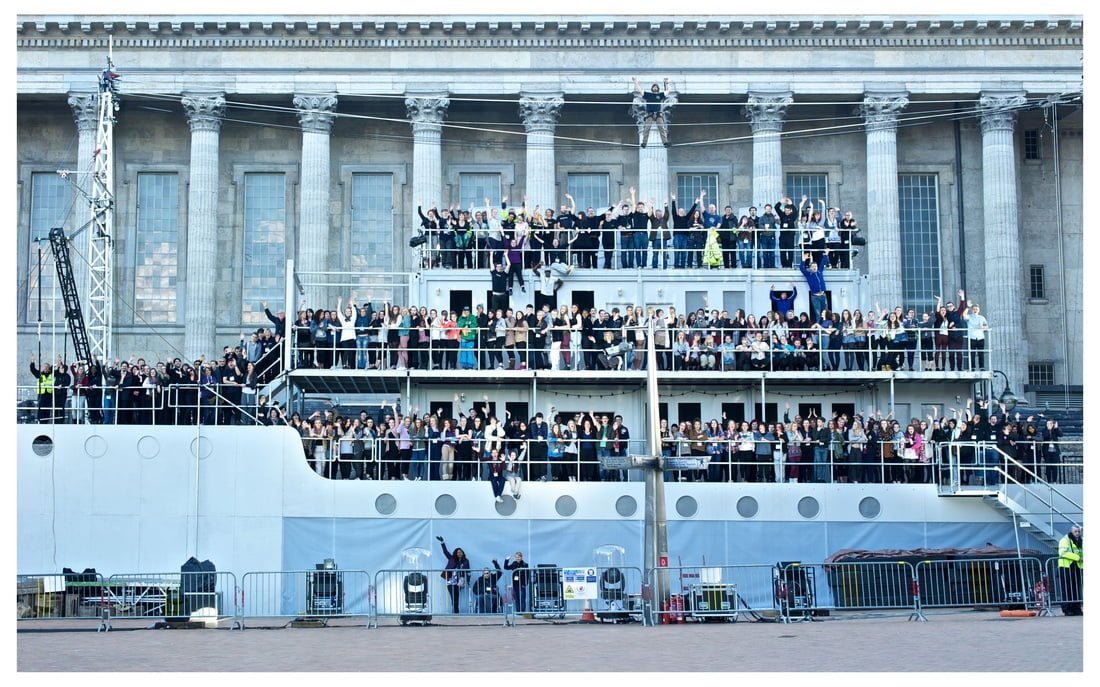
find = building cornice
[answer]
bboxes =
[16,16,1083,49]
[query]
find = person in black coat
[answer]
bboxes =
[503,551,530,614]
[437,536,470,614]
[472,560,504,614]
[1039,419,1064,483]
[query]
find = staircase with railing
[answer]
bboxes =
[936,441,1082,552]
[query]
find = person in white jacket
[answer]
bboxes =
[335,295,359,369]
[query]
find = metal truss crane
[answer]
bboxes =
[57,49,119,362]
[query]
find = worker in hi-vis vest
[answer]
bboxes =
[1057,525,1083,616]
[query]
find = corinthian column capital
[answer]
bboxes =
[743,90,793,133]
[67,91,100,132]
[861,91,909,132]
[182,92,227,133]
[293,93,338,134]
[980,91,1027,134]
[519,92,565,133]
[405,94,450,132]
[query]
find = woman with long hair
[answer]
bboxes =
[561,418,580,482]
[785,420,804,483]
[578,415,599,482]
[902,422,924,484]
[705,418,727,482]
[852,310,869,371]
[440,417,456,481]
[437,536,470,614]
[847,418,867,483]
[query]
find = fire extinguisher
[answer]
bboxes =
[661,599,671,625]
[671,594,685,623]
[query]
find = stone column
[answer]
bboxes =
[405,93,450,218]
[294,93,338,309]
[862,91,909,308]
[181,93,226,360]
[743,89,793,207]
[631,89,678,210]
[519,92,564,212]
[980,91,1028,391]
[67,92,99,321]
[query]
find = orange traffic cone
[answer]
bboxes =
[580,600,597,623]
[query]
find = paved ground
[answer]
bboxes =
[16,611,1083,672]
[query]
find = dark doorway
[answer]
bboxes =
[677,402,702,425]
[753,403,779,424]
[721,402,745,425]
[572,290,594,313]
[449,290,472,317]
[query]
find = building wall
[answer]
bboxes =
[14,15,1084,386]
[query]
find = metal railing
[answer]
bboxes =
[21,557,1069,630]
[286,324,997,374]
[237,570,374,629]
[96,572,240,631]
[413,225,861,272]
[16,572,106,621]
[372,567,519,626]
[16,571,240,631]
[934,440,1084,492]
[15,383,272,427]
[1044,556,1083,617]
[912,557,1047,619]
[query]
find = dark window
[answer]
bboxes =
[752,403,779,424]
[798,403,823,422]
[658,403,669,422]
[1023,130,1041,161]
[721,402,745,424]
[430,400,454,421]
[450,290,472,317]
[505,402,529,424]
[1028,362,1055,386]
[832,403,856,421]
[1029,265,1046,300]
[572,290,595,313]
[677,403,702,425]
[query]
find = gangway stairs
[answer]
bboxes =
[937,442,1082,553]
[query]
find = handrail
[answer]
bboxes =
[935,441,1082,538]
[285,322,997,374]
[982,446,1082,538]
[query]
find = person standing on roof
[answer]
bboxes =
[799,251,830,322]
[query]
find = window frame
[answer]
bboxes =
[132,171,183,324]
[897,173,943,314]
[233,164,299,327]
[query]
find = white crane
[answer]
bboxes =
[57,46,119,362]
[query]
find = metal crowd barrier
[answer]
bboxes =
[911,557,1047,618]
[95,572,240,631]
[237,570,374,629]
[16,572,106,621]
[372,567,516,626]
[801,561,921,621]
[1044,556,1083,617]
[647,564,775,624]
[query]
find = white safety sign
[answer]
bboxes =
[561,567,598,600]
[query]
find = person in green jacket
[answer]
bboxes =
[457,305,479,370]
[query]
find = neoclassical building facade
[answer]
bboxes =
[15,15,1083,395]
